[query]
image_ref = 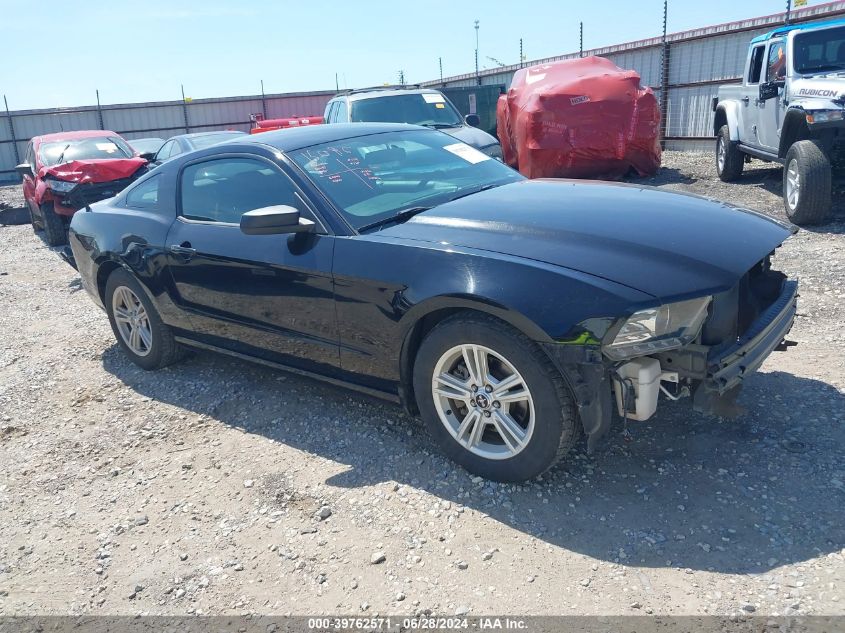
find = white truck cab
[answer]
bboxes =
[713,19,845,225]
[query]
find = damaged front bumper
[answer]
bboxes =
[542,278,798,450]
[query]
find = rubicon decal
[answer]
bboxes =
[798,88,840,98]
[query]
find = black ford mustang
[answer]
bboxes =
[68,123,798,482]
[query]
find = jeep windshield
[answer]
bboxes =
[794,25,845,74]
[350,94,463,128]
[40,137,134,166]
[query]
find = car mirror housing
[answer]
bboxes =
[759,80,784,101]
[139,151,157,161]
[15,163,33,179]
[240,205,315,235]
[465,114,481,128]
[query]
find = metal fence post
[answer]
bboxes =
[181,85,190,133]
[3,95,20,165]
[95,90,105,130]
[659,0,670,149]
[260,80,267,119]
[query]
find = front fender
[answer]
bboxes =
[715,103,741,139]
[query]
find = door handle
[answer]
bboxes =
[169,243,197,256]
[741,96,750,105]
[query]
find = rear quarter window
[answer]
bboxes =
[125,175,162,211]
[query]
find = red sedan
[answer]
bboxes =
[16,130,147,246]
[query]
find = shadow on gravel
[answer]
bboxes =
[627,167,697,187]
[103,345,845,575]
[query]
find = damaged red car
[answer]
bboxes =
[16,130,147,246]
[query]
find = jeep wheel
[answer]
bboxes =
[783,140,832,226]
[412,312,580,482]
[716,125,744,182]
[39,202,67,246]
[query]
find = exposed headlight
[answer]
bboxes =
[482,143,503,160]
[603,296,711,361]
[806,110,844,124]
[45,177,77,193]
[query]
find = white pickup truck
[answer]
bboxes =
[713,19,844,225]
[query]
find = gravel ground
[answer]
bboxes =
[0,152,843,618]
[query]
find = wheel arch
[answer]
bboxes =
[779,108,811,158]
[714,104,738,139]
[397,297,553,416]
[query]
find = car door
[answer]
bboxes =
[758,39,787,152]
[741,44,766,146]
[163,153,340,374]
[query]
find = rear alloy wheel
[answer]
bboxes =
[783,140,831,226]
[413,313,579,482]
[716,125,744,182]
[105,268,184,370]
[39,202,67,246]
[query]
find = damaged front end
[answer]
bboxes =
[544,252,798,450]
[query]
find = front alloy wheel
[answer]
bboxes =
[432,344,534,459]
[413,313,580,482]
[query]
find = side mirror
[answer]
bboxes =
[139,151,157,161]
[464,114,481,128]
[759,80,784,101]
[240,205,315,235]
[15,163,33,179]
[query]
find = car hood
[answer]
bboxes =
[377,180,793,300]
[41,158,147,184]
[439,125,499,149]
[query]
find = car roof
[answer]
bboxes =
[751,18,845,44]
[335,88,444,102]
[218,122,428,152]
[36,130,120,143]
[171,130,246,141]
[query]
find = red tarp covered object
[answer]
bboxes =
[497,56,662,179]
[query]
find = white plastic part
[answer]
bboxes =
[613,357,662,421]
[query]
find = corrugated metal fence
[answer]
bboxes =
[3,2,845,183]
[0,91,333,183]
[421,1,845,150]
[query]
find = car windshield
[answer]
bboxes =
[187,132,246,149]
[350,93,463,127]
[39,136,134,166]
[794,25,845,74]
[290,129,522,231]
[129,138,164,154]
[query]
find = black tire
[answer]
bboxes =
[716,125,744,182]
[27,203,42,233]
[104,268,184,370]
[783,140,832,226]
[39,202,67,246]
[412,312,580,482]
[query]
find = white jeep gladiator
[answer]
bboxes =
[713,19,844,225]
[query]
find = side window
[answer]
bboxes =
[766,40,787,82]
[335,100,349,122]
[25,142,35,170]
[180,157,300,224]
[125,175,161,210]
[155,140,175,162]
[169,140,184,159]
[326,102,338,123]
[748,45,765,84]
